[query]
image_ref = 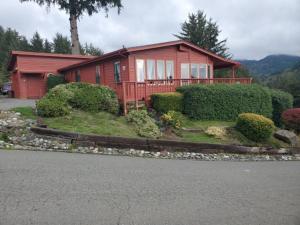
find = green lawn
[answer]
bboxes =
[12,107,37,120]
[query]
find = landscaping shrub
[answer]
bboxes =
[47,74,66,90]
[177,84,272,120]
[36,98,70,117]
[160,111,184,129]
[126,110,161,138]
[268,89,293,127]
[281,108,300,132]
[67,83,119,114]
[236,113,275,142]
[151,92,183,113]
[45,84,74,103]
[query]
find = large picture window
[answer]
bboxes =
[157,60,165,80]
[181,63,189,79]
[146,60,155,80]
[96,65,100,84]
[166,60,174,79]
[191,63,199,78]
[114,62,121,82]
[136,59,145,82]
[200,64,207,78]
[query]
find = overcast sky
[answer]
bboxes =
[0,0,299,59]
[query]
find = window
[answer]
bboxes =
[75,70,80,82]
[166,60,174,79]
[157,60,165,79]
[181,63,189,79]
[207,65,211,79]
[200,64,207,78]
[96,65,100,84]
[114,62,121,82]
[146,60,155,80]
[191,63,199,78]
[136,59,145,82]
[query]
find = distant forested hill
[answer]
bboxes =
[238,55,300,76]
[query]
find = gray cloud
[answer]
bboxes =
[0,0,299,59]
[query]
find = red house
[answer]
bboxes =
[58,40,251,113]
[8,40,252,113]
[7,51,94,99]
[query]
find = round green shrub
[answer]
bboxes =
[46,84,74,103]
[236,113,275,142]
[151,92,183,113]
[126,110,161,138]
[177,84,273,121]
[36,98,70,117]
[268,89,293,127]
[160,111,184,129]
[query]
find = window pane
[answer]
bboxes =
[147,60,155,80]
[181,63,189,79]
[75,70,80,82]
[96,66,100,84]
[199,64,207,78]
[191,64,199,78]
[136,59,145,82]
[207,65,211,78]
[166,60,174,79]
[114,62,121,82]
[157,60,165,79]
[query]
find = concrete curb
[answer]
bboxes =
[31,127,300,155]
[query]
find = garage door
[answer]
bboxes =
[25,74,45,99]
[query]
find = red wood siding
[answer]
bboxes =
[18,56,89,73]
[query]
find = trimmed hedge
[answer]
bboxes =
[177,84,273,121]
[269,89,293,127]
[236,113,275,142]
[282,108,300,132]
[151,92,183,113]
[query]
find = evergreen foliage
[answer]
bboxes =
[175,10,230,58]
[177,84,273,121]
[151,92,183,113]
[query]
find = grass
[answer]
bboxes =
[43,110,138,137]
[12,107,37,119]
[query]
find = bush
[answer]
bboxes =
[36,98,70,117]
[47,74,66,90]
[281,108,300,132]
[126,110,161,138]
[269,89,293,127]
[67,83,119,114]
[160,111,184,129]
[151,92,183,113]
[236,113,275,142]
[45,84,74,103]
[177,84,272,120]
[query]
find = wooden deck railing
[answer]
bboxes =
[113,78,252,103]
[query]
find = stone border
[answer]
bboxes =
[31,127,300,155]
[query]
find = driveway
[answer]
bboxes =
[0,97,36,110]
[0,150,299,225]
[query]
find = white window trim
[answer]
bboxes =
[136,59,145,82]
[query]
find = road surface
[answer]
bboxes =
[0,150,299,225]
[0,97,36,110]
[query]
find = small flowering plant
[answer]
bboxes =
[160,111,184,129]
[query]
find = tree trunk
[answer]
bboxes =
[69,14,80,55]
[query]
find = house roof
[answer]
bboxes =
[58,40,240,72]
[7,51,95,71]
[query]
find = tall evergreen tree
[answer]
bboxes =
[82,43,104,56]
[53,33,72,54]
[20,0,122,55]
[175,11,230,58]
[44,39,52,53]
[30,32,44,52]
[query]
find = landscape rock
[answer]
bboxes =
[274,129,299,147]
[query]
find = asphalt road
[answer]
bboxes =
[0,97,36,110]
[0,150,299,225]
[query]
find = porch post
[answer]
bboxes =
[231,66,236,79]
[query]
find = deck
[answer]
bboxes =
[112,78,253,113]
